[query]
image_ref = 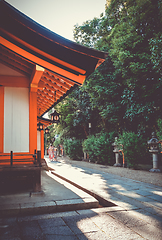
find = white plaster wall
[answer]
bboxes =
[4,87,29,153]
[37,131,41,151]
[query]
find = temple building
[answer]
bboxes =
[0,0,107,192]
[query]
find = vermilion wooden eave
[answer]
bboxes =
[0,0,107,119]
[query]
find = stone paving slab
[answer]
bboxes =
[0,156,162,239]
[0,169,98,217]
[47,157,162,213]
[1,207,161,240]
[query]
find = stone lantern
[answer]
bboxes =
[112,137,121,167]
[148,132,161,172]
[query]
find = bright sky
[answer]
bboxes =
[6,0,106,41]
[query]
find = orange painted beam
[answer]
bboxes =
[0,76,29,88]
[0,36,86,84]
[30,65,44,92]
[29,91,37,153]
[1,30,86,75]
[0,87,4,153]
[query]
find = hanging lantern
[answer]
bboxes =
[50,110,60,123]
[37,122,43,131]
[45,127,49,134]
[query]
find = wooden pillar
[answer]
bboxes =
[29,65,44,154]
[41,130,44,159]
[29,90,37,153]
[0,87,4,153]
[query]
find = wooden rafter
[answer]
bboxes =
[38,90,53,100]
[37,95,54,105]
[37,100,51,109]
[43,72,72,90]
[0,57,30,77]
[37,91,54,102]
[43,88,61,99]
[47,69,78,86]
[0,57,31,75]
[42,83,64,96]
[0,45,33,69]
[37,90,58,102]
[37,95,53,104]
[41,77,67,94]
[37,107,48,116]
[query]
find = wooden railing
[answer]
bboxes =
[0,150,41,167]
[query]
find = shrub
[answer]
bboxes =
[63,138,83,160]
[83,132,115,165]
[156,119,162,165]
[117,131,148,168]
[157,118,162,142]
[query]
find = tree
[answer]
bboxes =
[85,56,125,133]
[149,33,162,79]
[73,13,111,51]
[73,17,103,48]
[55,86,93,140]
[74,0,162,136]
[106,0,162,133]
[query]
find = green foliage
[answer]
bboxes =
[53,0,162,165]
[74,0,162,136]
[85,56,125,132]
[83,132,115,165]
[149,33,162,78]
[53,134,62,148]
[156,119,162,158]
[55,87,94,140]
[63,138,83,160]
[106,0,162,130]
[117,131,148,168]
[156,119,162,140]
[73,15,110,49]
[46,124,56,146]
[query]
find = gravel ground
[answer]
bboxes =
[61,156,162,188]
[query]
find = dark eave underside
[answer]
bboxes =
[0,0,107,119]
[0,45,77,117]
[0,0,107,77]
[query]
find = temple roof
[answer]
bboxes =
[0,0,107,118]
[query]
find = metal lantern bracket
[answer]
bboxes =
[37,122,43,131]
[45,127,49,134]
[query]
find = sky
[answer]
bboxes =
[6,0,106,41]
